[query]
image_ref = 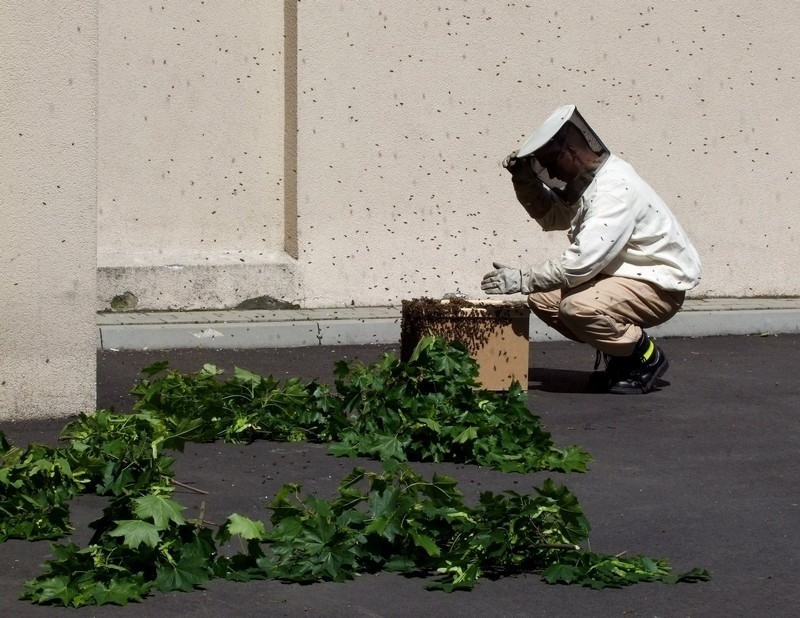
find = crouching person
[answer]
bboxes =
[481,105,701,394]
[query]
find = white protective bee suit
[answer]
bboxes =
[483,105,701,358]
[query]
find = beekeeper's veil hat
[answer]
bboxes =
[517,104,609,201]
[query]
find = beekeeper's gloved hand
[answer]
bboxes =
[481,262,523,295]
[502,151,537,182]
[502,151,519,172]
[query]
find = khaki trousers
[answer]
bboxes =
[527,276,685,356]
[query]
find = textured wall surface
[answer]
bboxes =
[295,2,800,306]
[94,1,800,310]
[97,1,293,310]
[0,2,97,419]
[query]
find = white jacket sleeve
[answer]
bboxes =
[520,259,566,293]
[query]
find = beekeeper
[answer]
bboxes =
[481,105,701,394]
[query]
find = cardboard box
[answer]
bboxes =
[400,298,530,391]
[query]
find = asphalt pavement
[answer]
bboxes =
[1,334,798,617]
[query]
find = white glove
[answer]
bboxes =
[481,262,523,295]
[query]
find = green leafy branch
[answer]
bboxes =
[18,458,708,607]
[0,433,87,541]
[129,362,347,445]
[22,491,218,607]
[215,462,708,593]
[131,335,591,474]
[329,336,590,472]
[0,336,709,607]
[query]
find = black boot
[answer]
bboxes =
[608,332,669,395]
[588,350,621,392]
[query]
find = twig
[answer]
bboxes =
[194,501,218,527]
[534,543,581,551]
[174,479,209,495]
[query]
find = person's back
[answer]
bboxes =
[575,154,701,292]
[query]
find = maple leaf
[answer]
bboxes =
[155,554,211,592]
[133,494,186,529]
[226,513,267,541]
[23,575,75,606]
[108,520,161,549]
[90,577,149,606]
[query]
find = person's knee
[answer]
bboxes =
[558,294,592,324]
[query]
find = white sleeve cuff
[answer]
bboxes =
[521,259,566,293]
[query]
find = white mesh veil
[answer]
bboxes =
[517,105,609,200]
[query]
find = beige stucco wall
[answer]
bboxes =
[97,1,296,311]
[95,1,799,311]
[296,1,800,307]
[1,2,97,420]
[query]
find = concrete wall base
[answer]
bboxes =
[96,301,800,351]
[97,251,300,312]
